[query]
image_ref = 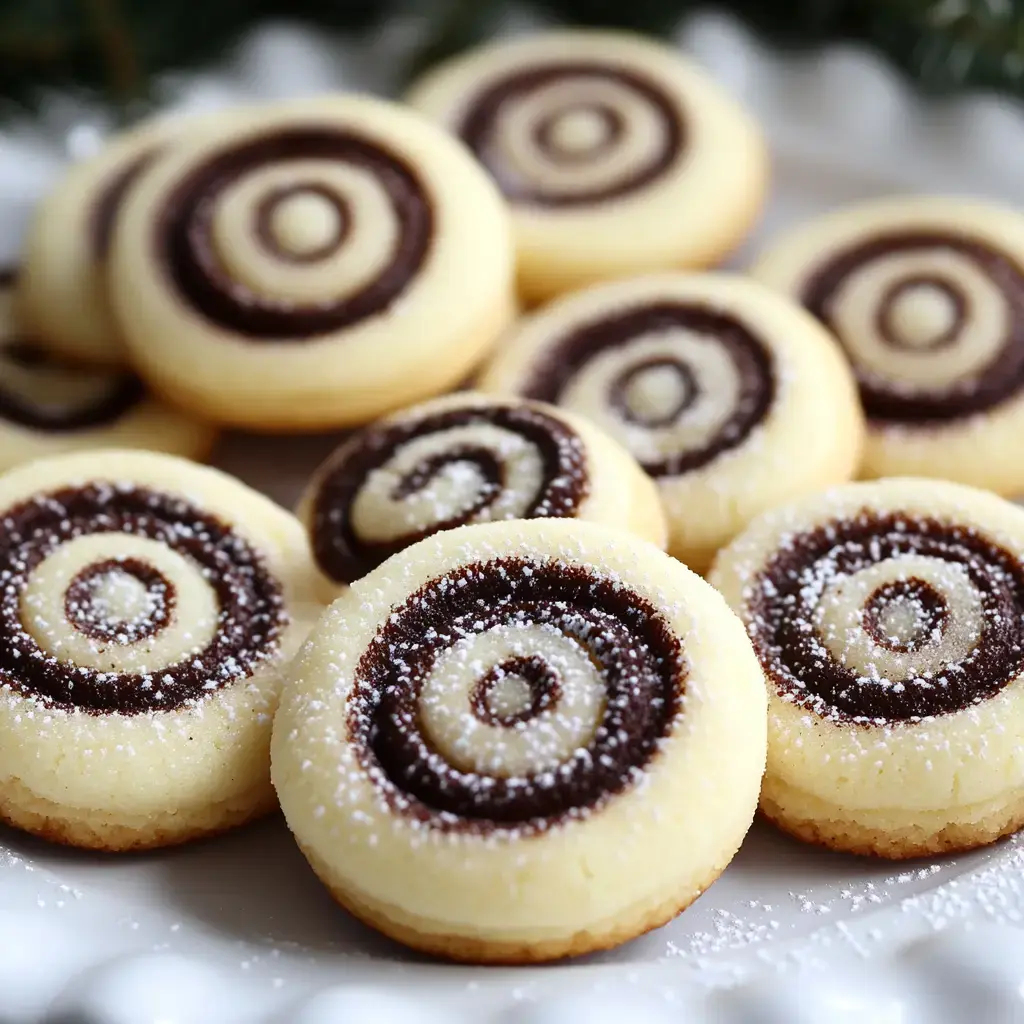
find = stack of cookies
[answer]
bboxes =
[4,28,1024,965]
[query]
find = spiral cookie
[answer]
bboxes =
[18,111,229,367]
[711,478,1024,859]
[109,97,515,432]
[297,392,667,594]
[273,518,766,962]
[406,31,766,304]
[0,449,321,851]
[0,270,214,472]
[478,273,864,573]
[753,197,1024,494]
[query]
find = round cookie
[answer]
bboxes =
[0,449,322,851]
[752,197,1024,495]
[0,269,215,472]
[272,518,767,962]
[297,392,667,595]
[710,477,1024,860]
[406,30,766,304]
[18,110,229,367]
[478,273,865,573]
[110,96,516,432]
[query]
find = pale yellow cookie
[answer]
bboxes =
[406,30,767,304]
[109,96,516,432]
[710,478,1024,859]
[18,110,231,367]
[0,269,214,472]
[297,391,666,595]
[478,273,865,573]
[272,518,767,963]
[0,449,322,851]
[752,196,1024,495]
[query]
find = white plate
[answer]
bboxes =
[4,12,1024,1023]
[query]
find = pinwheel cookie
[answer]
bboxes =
[297,392,666,594]
[407,31,766,303]
[479,273,864,572]
[0,450,321,851]
[753,197,1024,494]
[18,110,231,366]
[0,269,214,472]
[712,478,1024,859]
[273,518,767,963]
[109,96,516,431]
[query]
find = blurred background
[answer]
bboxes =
[3,0,1024,113]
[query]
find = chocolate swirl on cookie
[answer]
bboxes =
[156,127,432,339]
[746,511,1024,722]
[0,270,144,432]
[309,402,589,584]
[348,557,685,831]
[458,63,685,206]
[519,303,775,476]
[0,484,286,714]
[802,233,1024,422]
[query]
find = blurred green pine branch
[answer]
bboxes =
[2,0,1024,113]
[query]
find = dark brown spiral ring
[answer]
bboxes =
[801,232,1024,422]
[458,63,685,206]
[519,302,776,476]
[310,404,589,585]
[348,557,686,832]
[746,512,1024,723]
[0,484,287,714]
[157,127,433,339]
[0,268,145,432]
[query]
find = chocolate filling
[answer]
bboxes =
[875,275,966,353]
[252,182,351,264]
[310,404,589,585]
[861,577,950,653]
[532,103,625,165]
[469,655,562,727]
[64,557,175,645]
[0,271,145,432]
[609,354,698,428]
[458,63,685,206]
[801,233,1024,422]
[0,484,286,714]
[519,302,775,476]
[348,558,685,831]
[91,150,158,257]
[0,356,144,433]
[747,512,1024,722]
[157,126,433,339]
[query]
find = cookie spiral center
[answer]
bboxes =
[470,655,562,727]
[748,513,1024,722]
[880,279,962,351]
[64,557,174,645]
[611,356,697,428]
[537,105,620,159]
[349,558,685,831]
[861,578,950,653]
[256,184,350,261]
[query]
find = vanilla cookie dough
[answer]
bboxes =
[110,96,516,431]
[0,449,321,851]
[406,31,766,304]
[478,273,864,573]
[297,392,666,593]
[711,478,1024,859]
[18,110,229,366]
[753,197,1024,494]
[273,518,766,962]
[0,270,214,471]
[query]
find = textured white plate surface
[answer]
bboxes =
[3,11,1024,1023]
